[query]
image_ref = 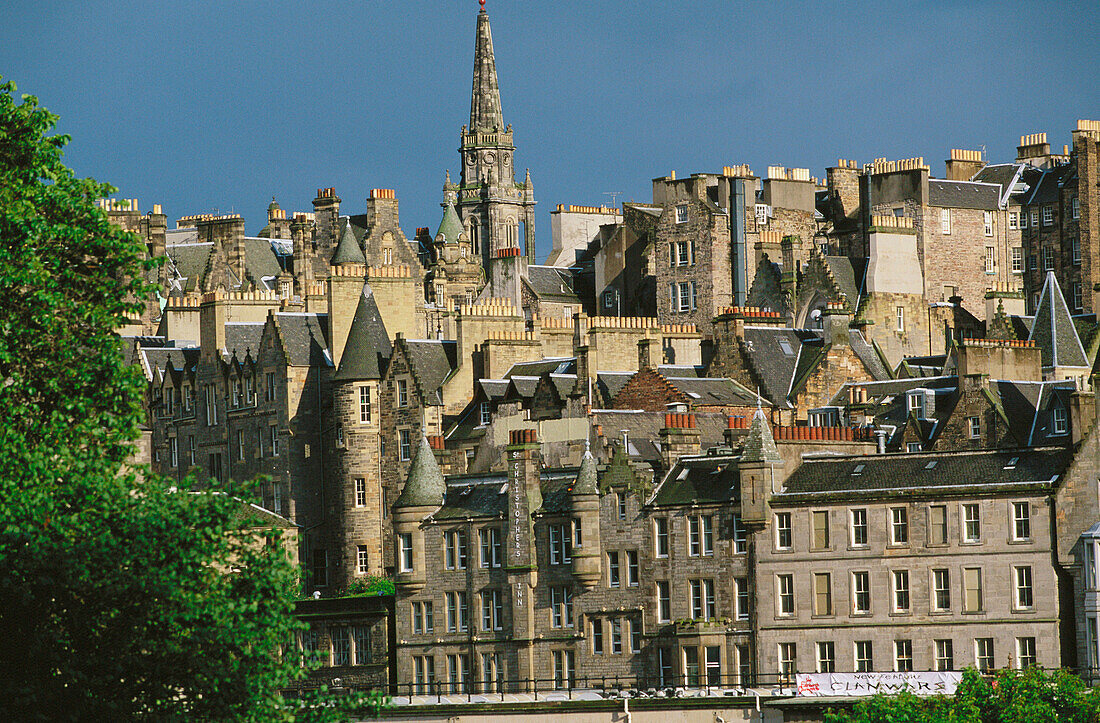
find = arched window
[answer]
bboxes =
[468,220,480,255]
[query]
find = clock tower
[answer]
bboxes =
[457,2,537,296]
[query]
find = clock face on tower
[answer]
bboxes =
[485,152,496,165]
[466,153,476,165]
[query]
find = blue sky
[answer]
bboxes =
[3,1,1098,260]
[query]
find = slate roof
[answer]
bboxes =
[139,345,200,380]
[1025,164,1076,206]
[225,323,265,358]
[274,313,332,367]
[331,221,366,265]
[990,380,1076,446]
[828,376,954,407]
[526,265,580,302]
[590,410,731,465]
[928,180,1001,210]
[427,468,580,520]
[666,376,763,406]
[505,357,575,378]
[740,327,823,407]
[742,408,782,464]
[334,285,391,381]
[849,330,891,380]
[824,256,864,307]
[971,163,1025,205]
[395,437,446,508]
[403,340,459,405]
[166,241,213,291]
[657,364,706,378]
[649,454,740,507]
[243,237,285,282]
[1029,271,1088,368]
[479,379,510,400]
[596,372,633,403]
[776,447,1071,503]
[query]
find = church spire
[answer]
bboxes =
[469,2,504,132]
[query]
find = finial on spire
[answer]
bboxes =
[479,0,485,7]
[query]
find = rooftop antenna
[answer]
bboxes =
[603,191,622,207]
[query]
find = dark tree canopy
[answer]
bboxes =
[0,78,381,721]
[825,668,1100,723]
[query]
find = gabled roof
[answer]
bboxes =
[525,265,580,302]
[739,327,823,407]
[1025,163,1076,206]
[402,339,459,405]
[334,284,391,381]
[824,256,865,309]
[1029,271,1088,368]
[505,357,575,378]
[649,454,740,507]
[225,323,265,358]
[273,313,331,367]
[928,179,1000,210]
[971,163,1027,207]
[777,448,1071,503]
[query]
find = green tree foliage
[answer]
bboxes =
[0,78,387,720]
[824,668,1100,723]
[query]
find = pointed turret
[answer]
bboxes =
[571,439,602,589]
[574,440,598,495]
[331,222,365,266]
[738,406,783,525]
[333,284,391,381]
[742,407,783,464]
[436,202,465,245]
[394,437,446,508]
[469,4,504,132]
[1029,271,1088,371]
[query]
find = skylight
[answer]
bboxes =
[1005,457,1019,470]
[924,460,937,470]
[851,464,865,476]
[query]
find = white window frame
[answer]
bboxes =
[850,508,868,547]
[1042,205,1054,226]
[1011,246,1023,273]
[983,211,994,237]
[892,570,910,613]
[852,571,871,614]
[940,208,951,235]
[1014,565,1034,609]
[775,512,793,550]
[675,204,688,224]
[962,503,981,542]
[1053,406,1068,435]
[777,574,794,616]
[968,416,981,439]
[1012,502,1031,541]
[359,385,371,423]
[890,507,909,544]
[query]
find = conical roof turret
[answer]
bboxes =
[436,202,465,245]
[574,440,598,495]
[741,407,782,464]
[1029,270,1088,368]
[469,5,504,132]
[331,222,366,265]
[394,437,446,508]
[334,283,391,381]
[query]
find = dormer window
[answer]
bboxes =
[1052,406,1068,435]
[907,391,926,418]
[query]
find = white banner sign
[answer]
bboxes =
[796,671,963,697]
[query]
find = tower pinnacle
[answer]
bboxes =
[469,2,504,132]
